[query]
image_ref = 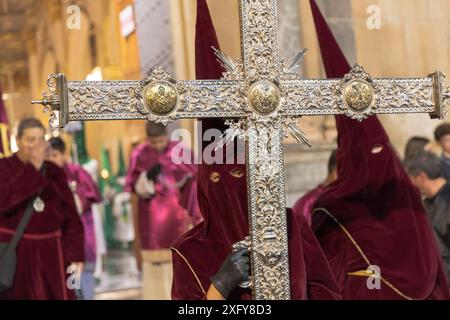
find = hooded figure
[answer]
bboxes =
[171,0,340,300]
[309,0,450,299]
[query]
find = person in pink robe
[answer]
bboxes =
[0,118,84,300]
[48,137,102,300]
[125,123,201,250]
[292,150,336,225]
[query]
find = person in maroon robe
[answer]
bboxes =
[125,123,201,250]
[293,150,336,225]
[309,0,450,299]
[170,0,340,300]
[0,118,84,300]
[48,136,102,300]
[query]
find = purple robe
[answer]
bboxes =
[125,141,201,249]
[64,163,102,264]
[0,154,84,300]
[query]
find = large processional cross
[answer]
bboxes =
[32,0,449,299]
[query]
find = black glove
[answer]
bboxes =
[146,164,162,181]
[210,248,250,299]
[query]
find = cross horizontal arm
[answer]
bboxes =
[68,79,247,122]
[32,73,247,129]
[281,76,440,120]
[68,80,145,121]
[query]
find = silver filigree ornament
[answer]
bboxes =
[232,236,252,289]
[335,64,377,121]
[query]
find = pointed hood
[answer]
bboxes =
[310,0,442,299]
[193,0,248,244]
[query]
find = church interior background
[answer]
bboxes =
[0,0,448,299]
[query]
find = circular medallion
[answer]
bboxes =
[247,80,281,115]
[343,79,375,112]
[143,80,178,115]
[33,197,45,213]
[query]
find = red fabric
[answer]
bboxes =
[293,184,324,226]
[125,141,201,249]
[309,0,450,299]
[171,0,340,300]
[0,154,84,300]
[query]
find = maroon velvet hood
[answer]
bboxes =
[310,0,447,299]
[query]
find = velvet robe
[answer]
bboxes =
[0,154,84,300]
[125,141,201,249]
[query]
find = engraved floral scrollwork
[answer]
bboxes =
[375,79,433,112]
[241,0,280,80]
[129,85,145,115]
[70,86,135,114]
[182,82,244,114]
[141,66,177,87]
[247,120,290,299]
[281,80,339,116]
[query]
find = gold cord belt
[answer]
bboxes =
[171,247,207,296]
[313,208,414,300]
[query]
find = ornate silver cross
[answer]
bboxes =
[32,0,449,299]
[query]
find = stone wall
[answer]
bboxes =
[284,143,335,207]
